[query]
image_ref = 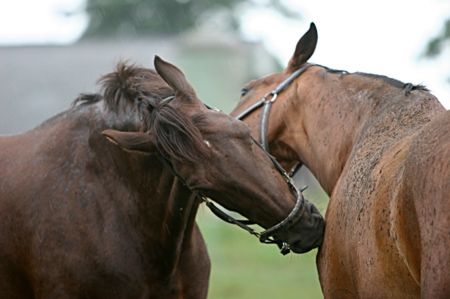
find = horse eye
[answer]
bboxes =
[240,88,249,97]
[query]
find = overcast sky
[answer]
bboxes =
[0,0,449,108]
[241,0,450,108]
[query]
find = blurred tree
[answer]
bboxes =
[79,0,301,40]
[424,18,450,58]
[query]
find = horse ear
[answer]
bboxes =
[288,22,318,70]
[102,129,156,154]
[154,55,196,101]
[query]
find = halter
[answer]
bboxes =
[216,63,312,253]
[235,63,312,176]
[160,140,305,255]
[157,82,309,254]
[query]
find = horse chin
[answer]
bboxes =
[288,237,323,254]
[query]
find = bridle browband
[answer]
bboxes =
[156,66,310,255]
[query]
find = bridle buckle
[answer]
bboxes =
[280,242,291,255]
[263,92,278,103]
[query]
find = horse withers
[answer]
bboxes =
[0,56,324,299]
[232,23,449,298]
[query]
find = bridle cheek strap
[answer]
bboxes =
[260,99,273,150]
[236,64,313,170]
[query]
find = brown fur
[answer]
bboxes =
[0,57,324,298]
[232,23,449,298]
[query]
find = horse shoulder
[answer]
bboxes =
[319,132,423,297]
[0,123,148,295]
[402,111,450,297]
[374,136,421,288]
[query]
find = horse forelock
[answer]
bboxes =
[141,100,209,163]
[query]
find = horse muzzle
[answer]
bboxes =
[276,200,325,254]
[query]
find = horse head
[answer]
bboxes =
[103,56,324,253]
[230,23,349,192]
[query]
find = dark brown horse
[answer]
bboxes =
[0,56,324,299]
[232,23,450,298]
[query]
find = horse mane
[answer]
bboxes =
[74,61,209,162]
[321,65,429,95]
[73,62,174,108]
[354,72,429,95]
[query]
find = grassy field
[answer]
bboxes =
[197,183,328,299]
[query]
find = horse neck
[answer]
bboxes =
[277,69,442,195]
[158,177,201,274]
[81,104,201,272]
[273,79,360,194]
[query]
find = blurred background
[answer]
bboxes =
[0,0,449,298]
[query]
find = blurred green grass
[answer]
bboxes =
[197,186,327,299]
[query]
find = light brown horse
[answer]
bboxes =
[0,56,324,299]
[232,23,450,298]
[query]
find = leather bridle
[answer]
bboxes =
[235,63,312,176]
[160,139,306,255]
[156,65,311,254]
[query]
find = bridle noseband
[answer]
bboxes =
[157,65,311,254]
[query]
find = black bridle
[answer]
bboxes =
[157,65,310,254]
